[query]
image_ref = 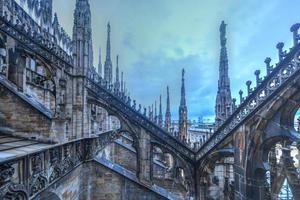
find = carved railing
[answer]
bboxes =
[86,70,195,162]
[0,130,121,199]
[196,24,300,161]
[0,0,73,72]
[25,68,55,93]
[6,0,72,55]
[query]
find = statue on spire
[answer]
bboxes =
[220,20,227,47]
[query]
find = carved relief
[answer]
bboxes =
[29,154,47,197]
[62,145,73,174]
[0,163,28,200]
[49,148,61,183]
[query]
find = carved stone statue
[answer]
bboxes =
[132,100,136,110]
[207,176,222,200]
[220,21,227,47]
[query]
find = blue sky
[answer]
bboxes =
[53,0,300,121]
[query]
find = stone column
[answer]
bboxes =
[138,128,151,185]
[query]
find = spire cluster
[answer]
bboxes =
[73,7,234,150]
[71,0,300,152]
[143,69,189,144]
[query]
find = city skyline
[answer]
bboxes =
[53,0,300,120]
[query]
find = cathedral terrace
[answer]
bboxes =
[0,0,300,199]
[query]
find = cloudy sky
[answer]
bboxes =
[53,0,300,121]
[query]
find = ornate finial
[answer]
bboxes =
[98,46,102,76]
[246,80,252,95]
[106,22,111,60]
[254,70,261,86]
[264,57,273,75]
[116,55,119,69]
[127,96,131,106]
[179,69,188,141]
[180,68,186,106]
[154,101,158,124]
[290,23,300,46]
[158,95,163,127]
[132,100,136,110]
[104,22,113,84]
[276,42,286,62]
[220,20,227,47]
[151,104,154,121]
[232,98,237,111]
[121,71,124,94]
[114,54,120,93]
[53,13,59,26]
[123,82,126,97]
[165,86,171,131]
[148,106,151,119]
[239,90,243,103]
[107,22,111,32]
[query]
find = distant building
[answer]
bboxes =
[170,118,214,149]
